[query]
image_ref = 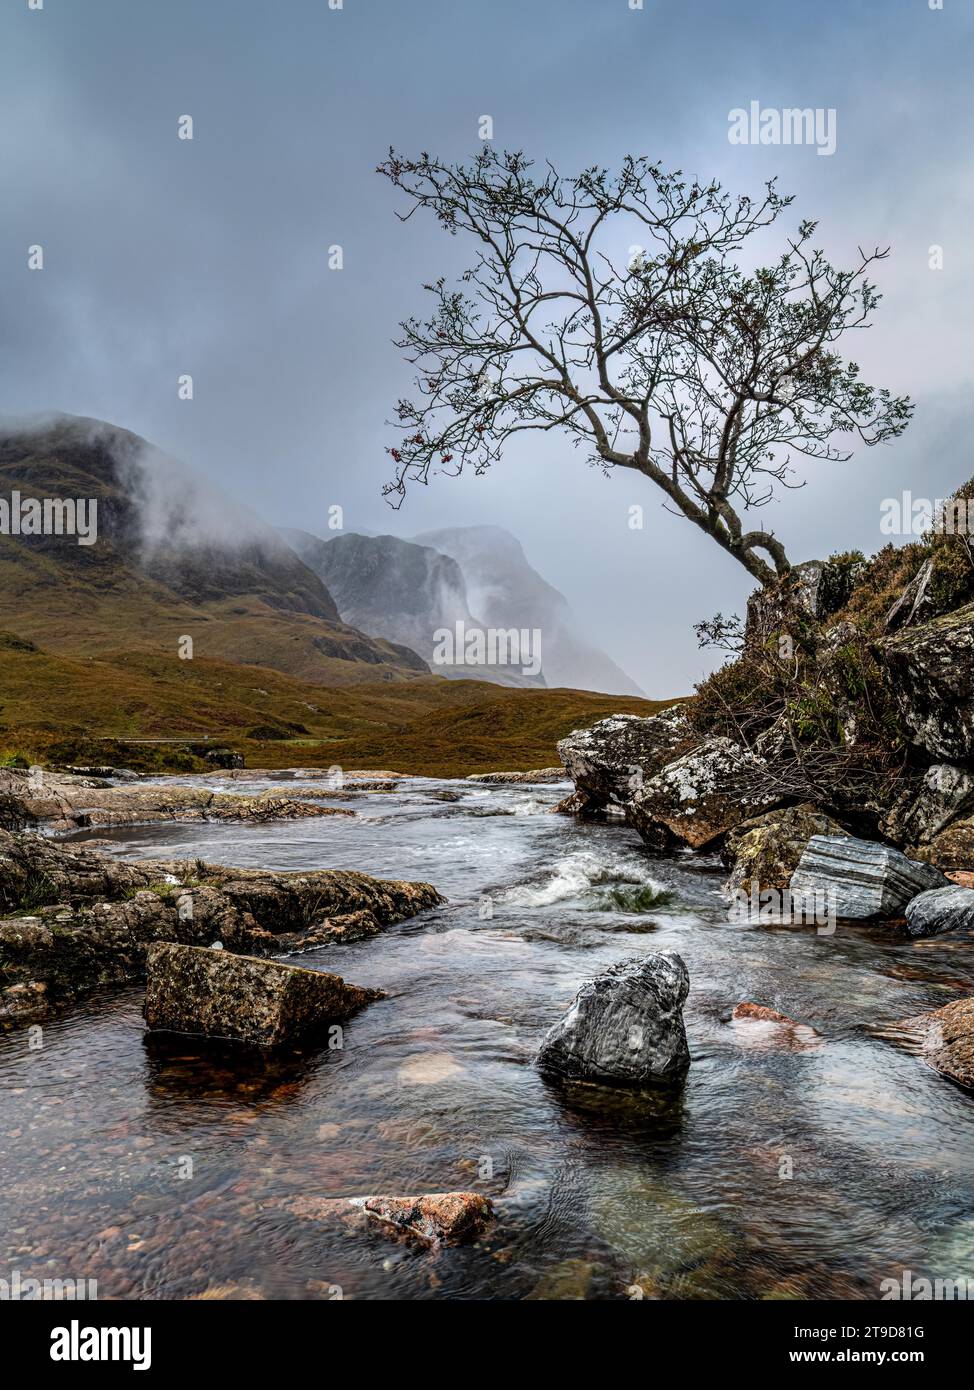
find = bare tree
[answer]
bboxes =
[377,148,912,589]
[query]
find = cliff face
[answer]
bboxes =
[0,415,428,683]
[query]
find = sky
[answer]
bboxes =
[1,0,972,696]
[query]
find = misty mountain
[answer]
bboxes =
[413,526,644,696]
[0,415,428,684]
[282,529,545,687]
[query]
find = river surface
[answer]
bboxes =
[2,773,974,1300]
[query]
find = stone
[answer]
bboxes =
[789,835,950,919]
[884,556,934,633]
[556,705,691,810]
[143,941,381,1046]
[897,996,974,1090]
[536,951,690,1086]
[285,1191,493,1247]
[877,601,974,760]
[882,764,974,848]
[732,1002,795,1024]
[909,816,974,871]
[723,803,850,895]
[465,768,565,784]
[904,886,974,939]
[627,738,781,850]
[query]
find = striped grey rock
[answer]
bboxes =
[557,705,690,810]
[789,835,950,920]
[905,886,974,938]
[536,951,690,1086]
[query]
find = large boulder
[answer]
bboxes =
[877,602,974,760]
[556,705,690,809]
[627,738,782,850]
[897,996,974,1090]
[789,835,950,919]
[143,941,381,1046]
[536,952,690,1086]
[908,815,974,871]
[723,803,850,895]
[882,764,974,849]
[904,886,974,939]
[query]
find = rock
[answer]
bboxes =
[551,789,605,816]
[897,996,974,1090]
[286,1191,493,1247]
[883,764,974,848]
[877,601,974,760]
[744,558,864,648]
[143,941,381,1046]
[0,829,442,1022]
[732,1002,795,1023]
[723,803,850,895]
[904,886,974,938]
[627,738,782,850]
[536,951,690,1086]
[466,768,565,784]
[908,815,974,871]
[556,705,691,810]
[203,748,245,769]
[884,556,934,633]
[789,835,950,919]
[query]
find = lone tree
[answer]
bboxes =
[377,149,912,589]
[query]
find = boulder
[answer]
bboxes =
[143,941,381,1046]
[904,886,974,939]
[897,996,974,1090]
[908,816,974,871]
[884,556,934,633]
[285,1191,493,1247]
[877,601,974,760]
[882,764,974,848]
[556,705,691,809]
[723,803,850,895]
[536,951,690,1086]
[789,835,950,919]
[627,738,781,850]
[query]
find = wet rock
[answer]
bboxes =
[0,829,442,1022]
[466,768,564,784]
[556,705,691,810]
[628,738,782,850]
[143,941,381,1046]
[286,1191,493,1247]
[723,803,850,895]
[551,789,607,816]
[904,886,974,939]
[883,764,974,849]
[537,951,690,1086]
[789,834,950,919]
[732,1002,795,1024]
[877,601,974,760]
[897,996,974,1090]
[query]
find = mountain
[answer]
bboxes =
[0,414,428,684]
[413,525,644,696]
[282,529,546,687]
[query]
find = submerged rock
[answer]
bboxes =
[556,705,691,810]
[904,886,974,939]
[537,952,690,1086]
[628,737,781,850]
[286,1191,493,1247]
[723,803,849,895]
[143,941,380,1045]
[897,996,974,1090]
[789,834,950,919]
[732,1002,795,1024]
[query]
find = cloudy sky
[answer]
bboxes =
[1,0,971,695]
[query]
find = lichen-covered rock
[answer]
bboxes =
[627,738,782,850]
[722,803,850,895]
[897,996,974,1090]
[143,942,381,1046]
[556,705,691,810]
[908,815,974,871]
[536,952,690,1086]
[877,602,974,760]
[285,1191,493,1247]
[882,764,974,848]
[789,834,950,919]
[904,886,974,939]
[0,829,442,1023]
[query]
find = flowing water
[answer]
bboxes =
[2,773,974,1301]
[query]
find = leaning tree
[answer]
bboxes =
[377,148,912,589]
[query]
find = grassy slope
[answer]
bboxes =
[0,635,672,777]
